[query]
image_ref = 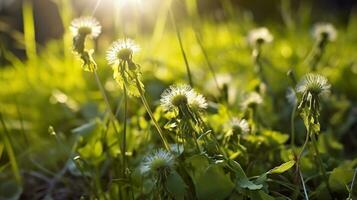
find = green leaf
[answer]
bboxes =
[166,171,187,200]
[185,154,210,179]
[268,160,296,174]
[195,164,235,200]
[329,160,356,193]
[0,179,22,200]
[228,160,263,190]
[185,155,234,199]
[261,130,289,145]
[0,143,3,160]
[71,120,97,136]
[248,190,275,200]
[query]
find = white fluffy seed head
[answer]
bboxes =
[229,118,250,134]
[312,23,337,42]
[106,39,140,65]
[286,87,298,106]
[296,73,331,97]
[247,27,274,46]
[160,84,208,112]
[140,149,175,175]
[241,92,263,109]
[70,16,101,38]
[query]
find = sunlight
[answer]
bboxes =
[118,0,143,8]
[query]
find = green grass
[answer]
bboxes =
[0,0,357,199]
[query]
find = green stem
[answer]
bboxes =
[253,46,266,85]
[291,103,297,150]
[169,9,194,87]
[15,101,29,146]
[0,112,22,184]
[93,71,121,139]
[122,84,128,180]
[194,31,221,93]
[280,0,295,30]
[93,71,124,198]
[296,130,310,199]
[299,169,309,200]
[134,76,170,151]
[297,130,309,164]
[310,134,334,198]
[348,167,357,200]
[191,129,201,153]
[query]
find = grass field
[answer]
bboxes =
[0,0,357,199]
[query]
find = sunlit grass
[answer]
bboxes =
[0,0,357,199]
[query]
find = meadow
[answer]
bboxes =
[0,0,357,199]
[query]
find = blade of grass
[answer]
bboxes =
[134,76,170,151]
[22,0,36,62]
[348,167,357,200]
[56,0,73,62]
[0,112,22,184]
[150,0,173,46]
[169,8,194,87]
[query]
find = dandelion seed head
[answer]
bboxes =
[313,23,337,42]
[296,73,331,96]
[189,93,208,112]
[70,17,101,38]
[286,87,297,105]
[248,27,274,46]
[106,39,140,65]
[160,84,207,112]
[141,149,174,175]
[229,118,250,134]
[241,92,263,109]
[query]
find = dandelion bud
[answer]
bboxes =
[73,155,81,161]
[48,126,56,136]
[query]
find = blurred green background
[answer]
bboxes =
[0,0,356,199]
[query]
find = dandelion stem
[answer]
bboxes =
[297,130,309,164]
[122,83,128,180]
[304,39,327,72]
[134,76,170,151]
[296,131,310,200]
[194,31,221,93]
[290,102,297,150]
[348,167,357,200]
[253,47,266,84]
[0,112,22,184]
[93,71,122,153]
[310,133,334,198]
[15,101,29,146]
[169,9,194,87]
[191,129,202,153]
[299,169,309,200]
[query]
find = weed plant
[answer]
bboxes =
[0,0,357,199]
